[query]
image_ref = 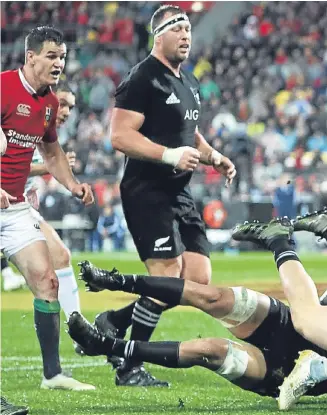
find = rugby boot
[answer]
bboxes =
[232,217,294,250]
[0,397,29,415]
[94,310,125,370]
[115,363,170,387]
[293,207,327,240]
[78,261,125,292]
[67,312,115,357]
[278,350,326,411]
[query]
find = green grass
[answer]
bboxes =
[1,252,326,414]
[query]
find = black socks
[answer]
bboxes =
[270,238,300,270]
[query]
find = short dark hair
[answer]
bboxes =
[55,81,74,95]
[150,4,184,34]
[25,26,64,54]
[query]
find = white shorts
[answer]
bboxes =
[29,206,45,223]
[1,202,46,259]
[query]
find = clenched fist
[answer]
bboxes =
[70,183,94,206]
[162,146,201,171]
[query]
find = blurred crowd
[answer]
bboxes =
[191,1,327,200]
[2,1,327,249]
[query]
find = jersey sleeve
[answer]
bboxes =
[43,103,58,143]
[114,69,149,114]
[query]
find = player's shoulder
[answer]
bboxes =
[1,69,19,84]
[123,56,157,83]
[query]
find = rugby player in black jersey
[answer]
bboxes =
[103,4,236,386]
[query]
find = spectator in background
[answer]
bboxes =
[39,178,67,224]
[89,69,115,118]
[97,204,126,251]
[307,130,327,152]
[200,75,220,101]
[243,15,258,40]
[77,111,103,142]
[273,174,297,220]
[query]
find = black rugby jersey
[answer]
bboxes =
[114,55,201,198]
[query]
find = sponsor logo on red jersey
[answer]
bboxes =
[6,129,43,148]
[16,103,31,117]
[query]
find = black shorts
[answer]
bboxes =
[121,190,210,262]
[244,298,327,398]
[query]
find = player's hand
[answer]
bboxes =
[177,147,201,171]
[213,155,237,187]
[26,188,39,210]
[66,151,76,169]
[0,188,17,209]
[70,183,94,206]
[162,146,201,171]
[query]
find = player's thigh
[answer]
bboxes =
[187,337,267,385]
[123,199,185,266]
[178,203,211,283]
[10,240,58,300]
[181,251,211,285]
[39,220,71,268]
[229,292,271,339]
[145,256,183,277]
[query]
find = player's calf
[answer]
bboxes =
[68,315,252,385]
[52,244,71,270]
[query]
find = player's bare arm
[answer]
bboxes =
[37,141,94,205]
[110,108,200,171]
[195,128,236,186]
[29,151,76,177]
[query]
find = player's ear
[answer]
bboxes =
[154,36,162,47]
[26,50,35,66]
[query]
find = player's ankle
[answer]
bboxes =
[270,238,300,269]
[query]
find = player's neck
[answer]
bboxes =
[21,66,48,95]
[151,51,181,78]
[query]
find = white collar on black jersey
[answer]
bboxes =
[18,68,37,95]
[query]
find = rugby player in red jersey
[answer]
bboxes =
[0,26,95,391]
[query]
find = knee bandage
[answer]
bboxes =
[220,287,258,328]
[216,340,249,381]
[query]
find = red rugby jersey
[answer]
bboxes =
[1,69,59,202]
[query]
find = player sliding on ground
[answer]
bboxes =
[67,209,327,411]
[233,208,327,351]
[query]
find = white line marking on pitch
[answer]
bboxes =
[1,356,106,372]
[2,356,101,362]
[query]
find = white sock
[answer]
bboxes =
[56,266,81,320]
[310,357,327,382]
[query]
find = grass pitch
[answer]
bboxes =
[1,252,326,414]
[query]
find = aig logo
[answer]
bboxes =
[16,104,31,117]
[184,109,199,121]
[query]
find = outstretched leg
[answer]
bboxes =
[79,260,270,339]
[232,215,327,350]
[68,312,267,392]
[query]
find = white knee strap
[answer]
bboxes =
[220,287,258,328]
[216,340,249,381]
